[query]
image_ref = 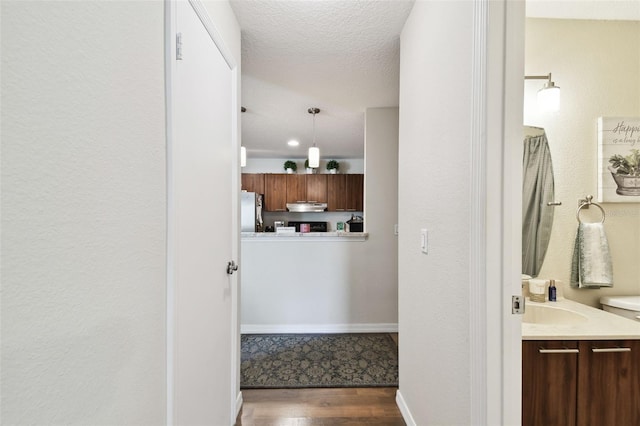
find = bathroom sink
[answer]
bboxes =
[523,304,589,325]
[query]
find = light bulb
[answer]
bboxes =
[537,84,560,112]
[308,147,320,168]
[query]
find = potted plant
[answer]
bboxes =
[304,159,316,174]
[608,149,640,196]
[326,160,339,174]
[284,160,297,174]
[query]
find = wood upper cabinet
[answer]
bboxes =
[286,175,306,204]
[523,339,640,426]
[306,175,327,203]
[327,174,363,212]
[346,174,364,211]
[327,174,347,211]
[241,173,264,194]
[264,174,287,212]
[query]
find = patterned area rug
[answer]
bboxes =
[240,333,398,389]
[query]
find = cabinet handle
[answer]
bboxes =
[591,347,631,353]
[539,348,579,354]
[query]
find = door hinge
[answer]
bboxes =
[176,32,183,60]
[512,295,525,314]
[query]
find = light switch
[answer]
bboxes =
[420,229,428,254]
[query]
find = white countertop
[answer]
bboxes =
[241,231,368,241]
[522,298,640,340]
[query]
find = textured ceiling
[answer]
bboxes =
[230,0,415,159]
[231,0,635,160]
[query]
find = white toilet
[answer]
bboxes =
[600,296,640,322]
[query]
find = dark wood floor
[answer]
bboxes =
[235,333,403,425]
[235,387,405,425]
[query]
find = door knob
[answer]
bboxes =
[227,260,238,275]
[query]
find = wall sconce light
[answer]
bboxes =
[307,107,320,168]
[525,73,560,112]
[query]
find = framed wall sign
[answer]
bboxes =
[597,117,640,203]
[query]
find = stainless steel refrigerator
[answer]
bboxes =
[241,192,263,232]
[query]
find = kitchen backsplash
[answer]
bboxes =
[263,211,363,232]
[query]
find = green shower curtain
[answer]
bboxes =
[522,129,555,277]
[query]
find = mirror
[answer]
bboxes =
[523,17,640,307]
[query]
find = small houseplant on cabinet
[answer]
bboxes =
[284,160,297,174]
[326,160,339,174]
[304,159,316,174]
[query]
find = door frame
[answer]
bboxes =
[470,1,524,424]
[164,0,241,424]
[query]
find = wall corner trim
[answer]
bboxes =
[395,390,417,426]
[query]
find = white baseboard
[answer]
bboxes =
[240,323,398,334]
[235,391,243,420]
[395,389,417,426]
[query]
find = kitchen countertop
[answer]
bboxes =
[522,297,640,340]
[241,231,368,241]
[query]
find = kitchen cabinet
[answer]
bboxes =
[286,175,306,204]
[306,174,327,203]
[327,174,363,212]
[522,339,640,426]
[264,174,287,212]
[345,173,364,211]
[241,173,264,194]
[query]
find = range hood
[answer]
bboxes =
[286,202,328,213]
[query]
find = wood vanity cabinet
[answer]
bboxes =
[576,340,640,426]
[241,173,264,194]
[522,340,579,426]
[523,339,640,426]
[264,174,287,212]
[327,174,363,212]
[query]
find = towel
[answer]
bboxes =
[570,222,613,288]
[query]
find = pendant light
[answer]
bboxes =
[308,107,320,168]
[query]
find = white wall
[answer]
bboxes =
[525,18,640,307]
[397,2,473,424]
[240,109,398,331]
[1,2,166,424]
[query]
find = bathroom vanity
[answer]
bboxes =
[522,299,640,426]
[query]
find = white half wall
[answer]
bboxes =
[1,2,166,424]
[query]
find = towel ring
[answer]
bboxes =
[576,195,605,223]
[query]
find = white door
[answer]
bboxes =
[168,1,236,424]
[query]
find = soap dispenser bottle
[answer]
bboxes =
[549,279,557,302]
